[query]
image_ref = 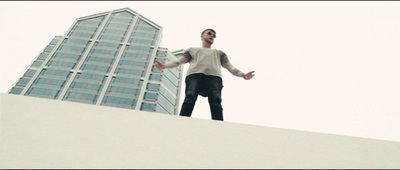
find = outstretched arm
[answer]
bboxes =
[220,51,255,80]
[222,60,255,80]
[154,55,189,71]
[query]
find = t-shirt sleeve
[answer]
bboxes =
[183,48,192,62]
[219,50,229,64]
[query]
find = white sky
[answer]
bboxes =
[1,1,400,142]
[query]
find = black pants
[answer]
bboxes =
[179,73,224,121]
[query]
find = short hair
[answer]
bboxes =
[201,28,216,36]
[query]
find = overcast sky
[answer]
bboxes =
[1,1,400,142]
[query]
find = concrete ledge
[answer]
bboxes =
[1,93,400,168]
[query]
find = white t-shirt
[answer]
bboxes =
[183,47,229,78]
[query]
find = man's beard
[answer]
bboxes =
[205,39,213,44]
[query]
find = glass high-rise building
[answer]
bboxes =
[8,8,184,115]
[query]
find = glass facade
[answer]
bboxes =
[140,48,183,114]
[8,8,183,115]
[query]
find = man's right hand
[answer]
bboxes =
[154,60,165,70]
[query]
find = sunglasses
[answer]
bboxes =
[207,31,216,38]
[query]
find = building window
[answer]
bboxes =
[46,60,77,69]
[157,94,175,114]
[161,76,178,94]
[147,83,160,91]
[26,87,60,99]
[41,69,71,78]
[16,77,31,86]
[108,86,139,95]
[70,82,103,92]
[160,86,176,104]
[9,87,23,95]
[116,68,144,76]
[103,96,135,106]
[112,77,142,85]
[155,105,169,114]
[37,52,50,60]
[23,69,37,77]
[81,64,111,73]
[44,45,55,52]
[34,77,65,88]
[85,55,115,65]
[163,69,179,86]
[50,39,60,45]
[77,73,106,81]
[63,91,98,104]
[150,74,162,81]
[31,60,44,68]
[144,92,158,102]
[141,102,156,111]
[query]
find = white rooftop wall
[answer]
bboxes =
[1,93,399,168]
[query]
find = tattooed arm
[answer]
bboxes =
[222,60,245,78]
[220,50,255,80]
[154,50,191,71]
[154,55,189,70]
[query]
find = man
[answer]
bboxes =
[154,28,255,121]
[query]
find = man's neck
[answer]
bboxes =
[202,42,212,48]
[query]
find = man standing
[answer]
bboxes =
[154,28,255,121]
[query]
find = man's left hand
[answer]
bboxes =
[243,71,255,80]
